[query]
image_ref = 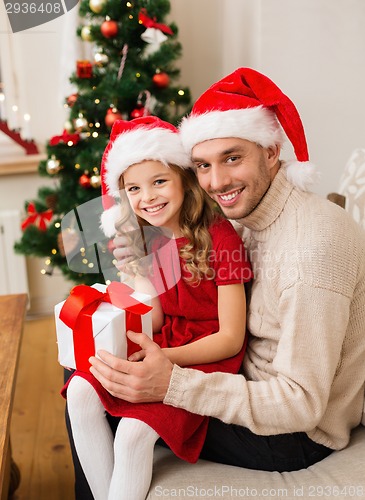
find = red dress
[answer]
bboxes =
[62,218,252,463]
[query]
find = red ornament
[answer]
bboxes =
[101,20,118,38]
[76,60,93,79]
[105,107,123,128]
[130,105,148,119]
[79,174,91,189]
[66,93,78,107]
[152,72,169,88]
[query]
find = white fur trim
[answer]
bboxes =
[179,107,285,153]
[283,160,320,192]
[105,127,192,196]
[100,204,121,237]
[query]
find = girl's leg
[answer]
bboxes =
[67,376,114,500]
[108,418,159,500]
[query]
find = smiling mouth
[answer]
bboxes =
[217,188,244,203]
[143,203,167,213]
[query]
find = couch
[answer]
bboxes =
[146,404,365,500]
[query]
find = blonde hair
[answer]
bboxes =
[115,164,219,284]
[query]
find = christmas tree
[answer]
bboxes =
[15,0,191,286]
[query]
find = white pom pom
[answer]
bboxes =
[284,160,320,191]
[100,204,121,237]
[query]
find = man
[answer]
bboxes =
[80,68,365,478]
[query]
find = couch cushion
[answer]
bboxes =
[148,426,365,499]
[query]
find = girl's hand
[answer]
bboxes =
[128,349,146,362]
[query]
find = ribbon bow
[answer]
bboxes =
[138,8,173,35]
[49,130,80,146]
[60,282,152,372]
[21,202,53,232]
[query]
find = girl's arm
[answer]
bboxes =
[163,283,246,366]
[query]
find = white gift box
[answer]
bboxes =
[55,283,152,370]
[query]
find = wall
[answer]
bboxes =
[169,0,365,196]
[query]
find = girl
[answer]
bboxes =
[63,116,252,500]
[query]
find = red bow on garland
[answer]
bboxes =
[59,282,152,372]
[49,130,80,146]
[21,202,53,232]
[138,8,173,35]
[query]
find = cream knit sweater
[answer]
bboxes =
[164,167,365,450]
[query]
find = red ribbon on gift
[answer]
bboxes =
[49,130,80,146]
[59,282,152,372]
[138,8,173,35]
[21,202,53,232]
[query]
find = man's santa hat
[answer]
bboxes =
[100,115,191,237]
[179,67,319,191]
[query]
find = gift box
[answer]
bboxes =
[55,282,152,372]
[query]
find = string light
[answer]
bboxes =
[178,90,185,96]
[55,222,61,228]
[92,131,99,138]
[51,249,57,255]
[67,141,74,146]
[95,98,100,104]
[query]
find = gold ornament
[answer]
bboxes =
[74,113,88,131]
[46,155,62,175]
[90,174,101,188]
[94,52,109,66]
[89,0,105,13]
[81,25,93,41]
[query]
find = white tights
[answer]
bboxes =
[67,376,159,500]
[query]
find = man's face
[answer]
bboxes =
[192,137,279,220]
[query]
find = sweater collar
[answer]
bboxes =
[238,166,294,231]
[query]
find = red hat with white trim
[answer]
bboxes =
[179,67,319,191]
[100,116,191,237]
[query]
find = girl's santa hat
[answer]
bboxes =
[100,115,191,237]
[179,67,319,191]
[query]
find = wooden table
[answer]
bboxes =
[0,294,27,499]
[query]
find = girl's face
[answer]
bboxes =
[122,160,185,237]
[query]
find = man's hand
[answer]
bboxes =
[112,232,135,271]
[89,330,173,403]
